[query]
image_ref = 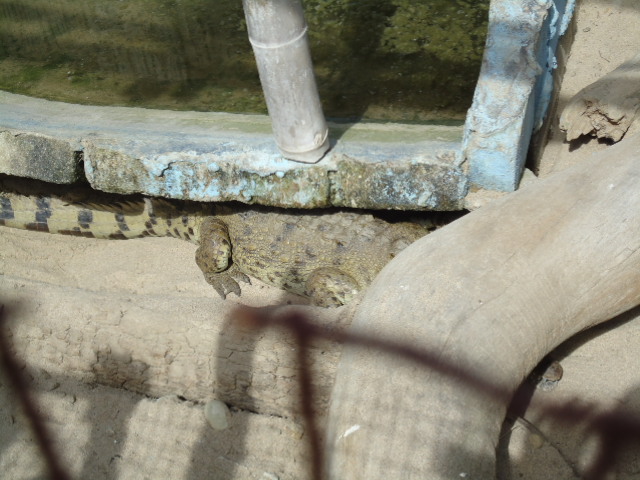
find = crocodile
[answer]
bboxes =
[0,188,436,306]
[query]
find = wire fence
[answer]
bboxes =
[1,301,640,479]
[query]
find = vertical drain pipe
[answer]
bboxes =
[242,0,330,163]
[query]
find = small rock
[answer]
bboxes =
[529,432,545,449]
[204,399,231,430]
[537,361,563,392]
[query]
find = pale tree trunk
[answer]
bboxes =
[325,134,640,479]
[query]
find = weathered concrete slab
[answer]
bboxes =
[0,1,578,203]
[0,130,81,183]
[0,91,466,210]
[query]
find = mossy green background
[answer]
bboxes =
[0,0,488,122]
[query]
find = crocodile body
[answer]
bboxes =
[0,190,432,306]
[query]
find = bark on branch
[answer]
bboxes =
[560,53,640,142]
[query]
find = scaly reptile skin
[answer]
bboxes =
[0,191,432,306]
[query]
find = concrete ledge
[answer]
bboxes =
[0,1,577,204]
[0,91,466,210]
[0,130,81,183]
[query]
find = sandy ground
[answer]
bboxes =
[2,1,640,478]
[502,1,640,478]
[0,232,319,480]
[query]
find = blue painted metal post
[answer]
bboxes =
[463,0,575,191]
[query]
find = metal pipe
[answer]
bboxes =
[242,0,330,163]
